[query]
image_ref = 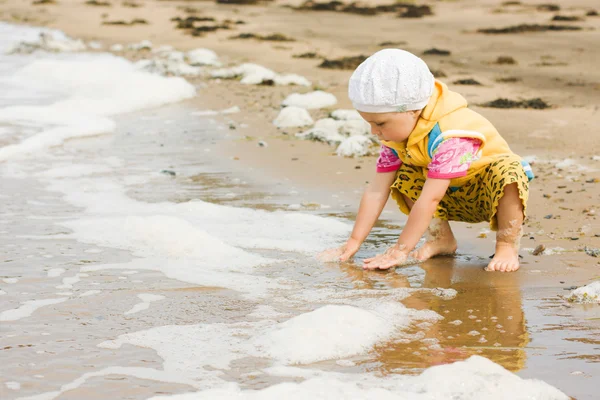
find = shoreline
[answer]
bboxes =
[1,0,599,267]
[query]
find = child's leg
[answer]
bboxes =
[402,195,457,261]
[486,183,523,272]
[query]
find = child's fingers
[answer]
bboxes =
[363,257,390,270]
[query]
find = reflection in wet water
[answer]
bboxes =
[329,256,529,373]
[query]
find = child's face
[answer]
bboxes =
[359,110,421,142]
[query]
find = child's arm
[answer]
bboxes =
[318,170,396,262]
[363,177,450,269]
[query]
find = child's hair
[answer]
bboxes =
[348,49,434,114]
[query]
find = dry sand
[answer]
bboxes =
[1,0,600,396]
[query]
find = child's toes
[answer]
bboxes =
[507,261,520,272]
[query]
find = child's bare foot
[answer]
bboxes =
[410,219,457,261]
[410,235,457,261]
[486,242,520,272]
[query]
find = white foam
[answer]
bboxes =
[568,281,600,304]
[124,293,165,315]
[96,300,438,387]
[331,109,363,121]
[273,74,311,87]
[296,118,345,144]
[210,63,308,86]
[37,164,113,178]
[47,268,66,278]
[56,273,83,289]
[134,58,202,77]
[254,302,439,364]
[128,40,152,51]
[247,305,289,319]
[5,381,20,390]
[98,323,251,386]
[8,31,86,54]
[339,119,370,136]
[3,277,18,284]
[273,106,314,128]
[16,366,202,400]
[282,91,337,110]
[0,298,67,321]
[187,48,221,67]
[0,52,195,160]
[146,356,568,400]
[192,106,240,117]
[79,290,101,297]
[211,63,276,85]
[221,106,241,114]
[336,136,374,157]
[110,44,124,52]
[0,290,6,296]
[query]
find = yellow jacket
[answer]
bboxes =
[382,80,518,187]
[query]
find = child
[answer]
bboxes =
[319,49,533,272]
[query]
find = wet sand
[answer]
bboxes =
[1,0,600,398]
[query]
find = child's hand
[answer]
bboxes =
[317,238,361,262]
[363,246,410,270]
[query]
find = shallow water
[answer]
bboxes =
[1,22,599,400]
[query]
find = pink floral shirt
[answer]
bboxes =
[376,138,481,179]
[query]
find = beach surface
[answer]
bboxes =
[1,0,600,398]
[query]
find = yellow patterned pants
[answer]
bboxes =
[390,155,529,231]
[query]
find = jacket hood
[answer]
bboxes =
[406,80,468,147]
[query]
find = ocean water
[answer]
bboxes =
[0,22,597,400]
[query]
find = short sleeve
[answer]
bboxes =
[427,138,481,179]
[376,145,402,173]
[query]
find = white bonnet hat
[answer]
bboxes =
[348,49,434,113]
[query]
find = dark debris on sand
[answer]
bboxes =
[423,48,451,56]
[102,18,148,26]
[501,1,521,5]
[453,79,481,85]
[230,33,295,41]
[32,0,56,4]
[378,41,407,47]
[587,10,599,16]
[173,16,217,29]
[478,24,582,34]
[431,69,447,78]
[552,15,583,21]
[85,0,111,6]
[123,1,142,7]
[294,1,433,18]
[178,6,201,14]
[399,5,432,18]
[494,56,517,64]
[293,52,324,59]
[191,25,232,36]
[216,0,265,4]
[537,3,560,12]
[480,98,551,109]
[171,15,245,37]
[318,55,367,70]
[495,76,521,83]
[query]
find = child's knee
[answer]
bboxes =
[501,183,524,208]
